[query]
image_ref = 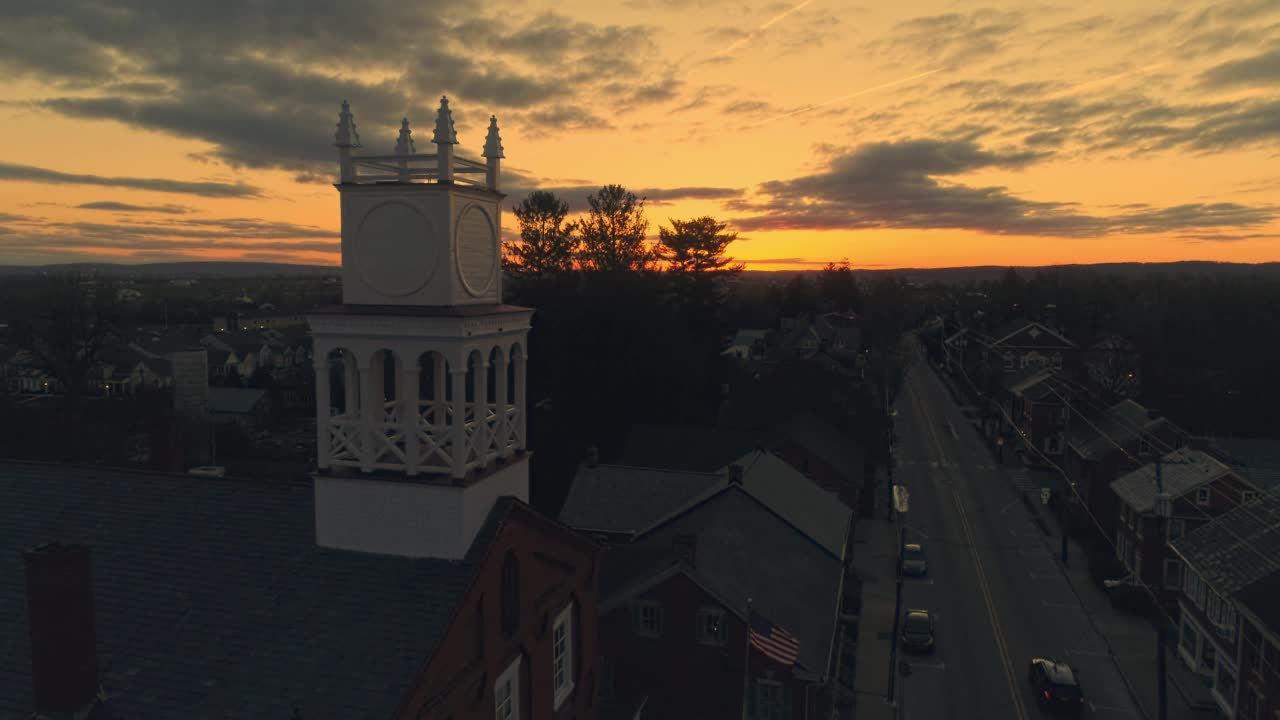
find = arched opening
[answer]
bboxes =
[326,347,358,417]
[415,351,452,470]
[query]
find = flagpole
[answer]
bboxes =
[742,597,753,720]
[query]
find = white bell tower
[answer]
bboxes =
[307,97,532,560]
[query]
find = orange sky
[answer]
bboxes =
[1,0,1278,270]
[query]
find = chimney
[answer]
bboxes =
[727,464,744,484]
[24,543,99,717]
[586,446,600,468]
[672,534,696,567]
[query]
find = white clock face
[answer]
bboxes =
[354,201,440,297]
[456,204,497,297]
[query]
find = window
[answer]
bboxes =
[1139,438,1152,455]
[552,603,575,709]
[1180,616,1198,659]
[1243,490,1258,505]
[1164,559,1183,590]
[1003,353,1015,369]
[495,657,520,720]
[633,601,663,638]
[753,680,790,720]
[697,608,727,645]
[1196,487,1211,506]
[1214,660,1237,709]
[1167,519,1186,542]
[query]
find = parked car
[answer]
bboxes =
[902,543,928,576]
[1028,658,1085,716]
[900,609,935,654]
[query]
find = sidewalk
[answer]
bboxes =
[847,468,902,720]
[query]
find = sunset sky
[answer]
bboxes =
[1,0,1278,270]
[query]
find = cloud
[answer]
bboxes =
[0,161,263,197]
[1199,47,1280,88]
[863,8,1026,67]
[726,138,1276,237]
[502,170,744,210]
[77,201,192,214]
[1176,232,1280,243]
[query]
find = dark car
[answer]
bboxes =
[1028,658,1085,716]
[900,609,935,654]
[902,543,928,576]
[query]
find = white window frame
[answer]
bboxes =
[1164,559,1183,590]
[495,656,521,720]
[1196,487,1211,506]
[552,603,575,710]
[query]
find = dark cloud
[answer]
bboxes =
[1176,232,1280,243]
[502,172,744,211]
[0,161,263,198]
[726,138,1276,237]
[1199,47,1280,88]
[77,201,192,214]
[864,9,1025,67]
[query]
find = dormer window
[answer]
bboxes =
[1196,488,1211,507]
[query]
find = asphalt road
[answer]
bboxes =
[891,348,1142,720]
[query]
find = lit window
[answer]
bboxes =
[552,603,575,709]
[697,608,727,645]
[495,657,520,720]
[633,601,663,638]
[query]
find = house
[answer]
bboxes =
[202,331,268,378]
[977,318,1075,377]
[1233,571,1280,720]
[1169,487,1280,718]
[1066,399,1185,543]
[1003,369,1071,457]
[724,329,770,361]
[1111,447,1259,612]
[207,386,272,430]
[1,465,598,720]
[1209,437,1280,495]
[594,483,850,720]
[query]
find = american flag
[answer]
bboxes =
[749,610,800,666]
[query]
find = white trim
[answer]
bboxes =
[495,655,521,720]
[552,602,575,710]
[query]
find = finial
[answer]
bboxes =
[395,118,415,156]
[483,115,505,159]
[334,100,361,148]
[433,96,457,145]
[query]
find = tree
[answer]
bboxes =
[817,258,860,312]
[505,191,578,281]
[658,216,744,276]
[13,272,115,460]
[575,184,656,273]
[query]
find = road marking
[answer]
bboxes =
[953,487,1029,720]
[907,376,949,469]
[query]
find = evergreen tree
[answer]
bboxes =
[575,185,656,273]
[505,191,578,282]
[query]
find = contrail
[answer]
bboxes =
[718,0,817,56]
[1041,62,1167,100]
[744,68,943,128]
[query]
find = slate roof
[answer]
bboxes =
[1003,366,1054,394]
[619,425,763,472]
[1111,448,1232,513]
[1069,400,1165,460]
[558,464,722,534]
[0,461,510,720]
[1235,570,1280,637]
[602,486,842,675]
[1170,486,1280,596]
[207,387,268,414]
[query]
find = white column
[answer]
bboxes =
[438,144,454,183]
[401,362,420,476]
[314,357,331,470]
[514,349,527,450]
[494,349,509,458]
[475,355,490,468]
[450,368,468,480]
[359,361,377,473]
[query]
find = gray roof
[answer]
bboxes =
[0,461,510,719]
[558,464,722,534]
[207,387,268,414]
[730,451,850,558]
[606,486,842,675]
[619,425,762,473]
[1069,400,1165,460]
[778,412,865,482]
[1111,448,1231,513]
[1171,486,1280,595]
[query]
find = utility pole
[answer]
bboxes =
[1060,385,1071,566]
[1154,457,1169,720]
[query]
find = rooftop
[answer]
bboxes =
[1069,399,1165,460]
[0,461,508,719]
[1170,486,1280,595]
[1111,448,1231,513]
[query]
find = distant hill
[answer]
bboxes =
[0,259,1276,283]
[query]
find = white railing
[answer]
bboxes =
[348,153,489,186]
[329,400,523,474]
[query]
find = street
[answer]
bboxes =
[890,349,1144,720]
